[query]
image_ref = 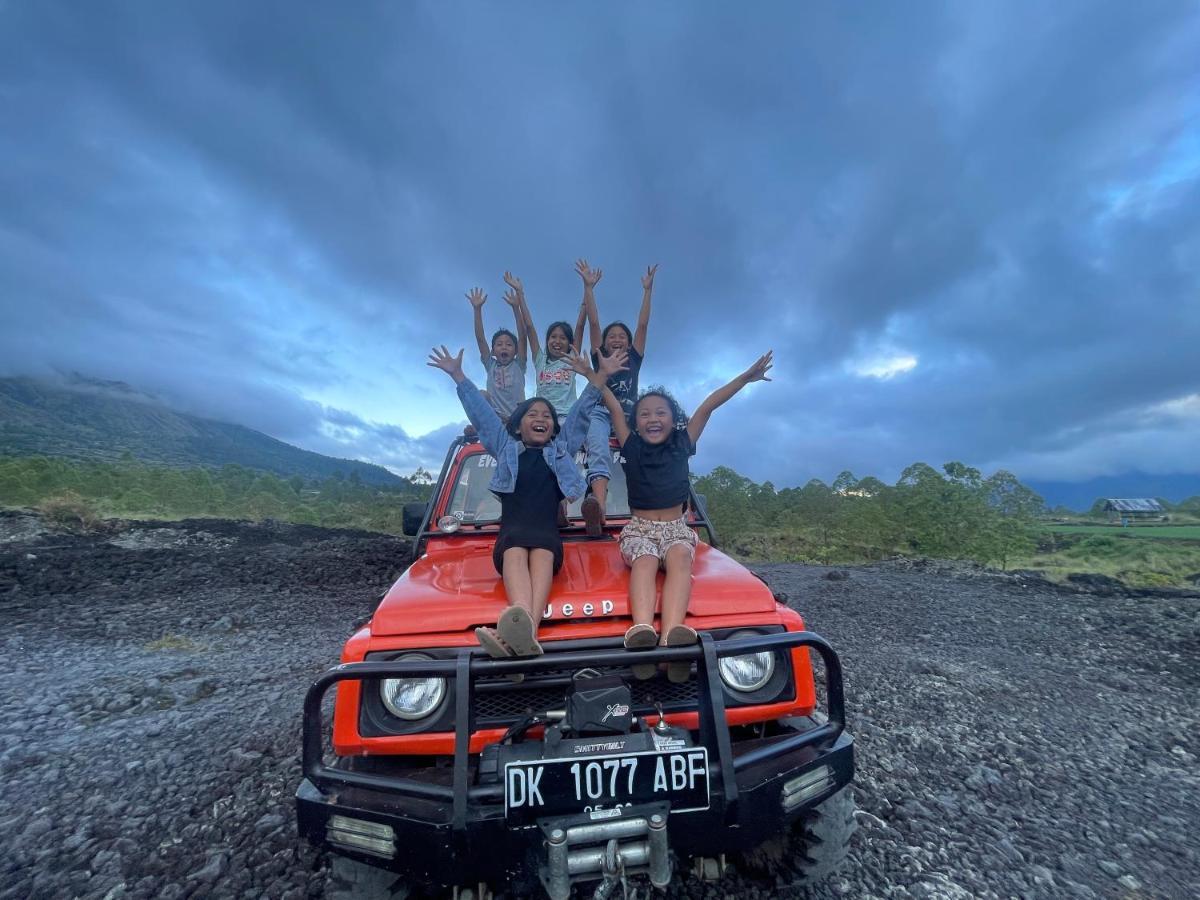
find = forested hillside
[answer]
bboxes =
[0,376,401,486]
[0,456,430,533]
[694,461,1045,567]
[692,462,1200,588]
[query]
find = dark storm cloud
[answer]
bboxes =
[1,1,1197,483]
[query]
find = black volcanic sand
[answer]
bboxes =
[1,511,1197,899]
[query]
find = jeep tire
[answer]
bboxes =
[327,856,412,900]
[735,784,857,887]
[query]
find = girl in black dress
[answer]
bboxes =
[427,345,627,661]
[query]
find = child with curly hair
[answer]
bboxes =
[609,352,774,681]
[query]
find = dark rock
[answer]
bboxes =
[254,813,285,833]
[1065,572,1126,594]
[191,678,219,700]
[995,838,1024,865]
[187,851,229,883]
[4,520,1196,900]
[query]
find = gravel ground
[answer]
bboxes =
[1,511,1197,899]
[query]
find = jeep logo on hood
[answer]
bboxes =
[543,600,616,619]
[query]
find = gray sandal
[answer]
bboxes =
[496,606,544,658]
[475,625,523,683]
[475,626,513,659]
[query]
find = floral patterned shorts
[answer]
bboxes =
[618,516,698,567]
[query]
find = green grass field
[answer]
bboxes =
[1018,529,1200,589]
[1044,525,1200,540]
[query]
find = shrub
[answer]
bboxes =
[40,492,102,533]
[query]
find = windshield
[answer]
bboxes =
[445,448,630,525]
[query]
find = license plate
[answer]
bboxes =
[504,748,709,825]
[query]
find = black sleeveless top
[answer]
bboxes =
[621,428,695,511]
[493,448,565,573]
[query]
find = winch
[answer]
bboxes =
[477,671,694,784]
[567,673,633,736]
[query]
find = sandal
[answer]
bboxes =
[581,495,605,537]
[623,624,659,681]
[664,625,698,683]
[475,626,523,683]
[496,606,544,658]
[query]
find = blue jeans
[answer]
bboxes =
[585,406,612,485]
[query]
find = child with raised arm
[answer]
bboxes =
[578,260,658,535]
[427,344,628,663]
[604,352,774,681]
[502,271,588,417]
[467,286,528,421]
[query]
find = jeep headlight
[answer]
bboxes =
[380,654,446,720]
[718,633,775,692]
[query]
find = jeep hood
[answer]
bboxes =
[370,539,778,637]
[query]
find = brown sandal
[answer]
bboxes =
[624,624,659,680]
[664,625,698,683]
[581,495,605,536]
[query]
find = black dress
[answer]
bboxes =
[492,448,565,574]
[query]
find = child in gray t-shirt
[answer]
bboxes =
[503,270,588,417]
[468,286,528,420]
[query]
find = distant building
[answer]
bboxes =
[1102,498,1165,523]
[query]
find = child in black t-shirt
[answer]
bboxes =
[608,352,774,681]
[577,260,657,535]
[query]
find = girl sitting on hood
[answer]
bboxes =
[427,340,627,663]
[611,351,774,681]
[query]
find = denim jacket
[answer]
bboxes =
[456,378,600,501]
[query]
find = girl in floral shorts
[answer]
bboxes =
[607,352,774,681]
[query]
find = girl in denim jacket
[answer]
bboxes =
[427,345,628,661]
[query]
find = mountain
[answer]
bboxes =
[0,376,403,486]
[1026,471,1200,511]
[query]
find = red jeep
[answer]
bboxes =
[296,436,856,898]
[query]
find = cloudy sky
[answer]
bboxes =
[2,1,1198,488]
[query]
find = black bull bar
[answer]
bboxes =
[302,631,846,830]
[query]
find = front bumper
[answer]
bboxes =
[296,631,854,888]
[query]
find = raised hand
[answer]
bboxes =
[466,287,487,309]
[564,348,591,378]
[641,264,658,291]
[575,258,602,288]
[565,347,624,383]
[502,288,521,308]
[427,345,466,382]
[595,347,629,379]
[739,350,774,384]
[502,271,524,297]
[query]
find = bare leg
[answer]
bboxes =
[658,545,694,639]
[528,548,555,629]
[591,476,608,510]
[628,556,660,628]
[502,547,533,615]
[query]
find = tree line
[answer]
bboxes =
[0,455,431,533]
[693,461,1045,567]
[6,453,1193,567]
